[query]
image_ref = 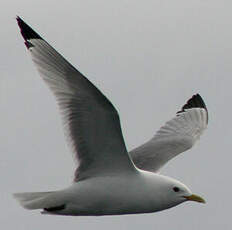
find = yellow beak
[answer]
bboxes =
[184,194,206,203]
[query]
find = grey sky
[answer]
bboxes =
[1,0,232,229]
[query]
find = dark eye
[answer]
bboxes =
[173,187,180,192]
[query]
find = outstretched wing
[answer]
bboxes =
[17,17,136,181]
[129,94,208,172]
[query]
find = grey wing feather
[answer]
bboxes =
[129,94,208,172]
[17,17,135,181]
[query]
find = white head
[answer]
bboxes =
[147,174,205,212]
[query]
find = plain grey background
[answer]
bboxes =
[1,0,231,229]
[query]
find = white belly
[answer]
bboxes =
[46,171,180,216]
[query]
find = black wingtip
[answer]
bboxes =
[180,94,207,111]
[16,16,42,48]
[177,94,208,122]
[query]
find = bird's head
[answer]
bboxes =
[150,174,205,211]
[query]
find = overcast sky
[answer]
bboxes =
[1,0,232,229]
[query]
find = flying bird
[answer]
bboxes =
[14,17,207,216]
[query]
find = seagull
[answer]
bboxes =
[14,17,207,216]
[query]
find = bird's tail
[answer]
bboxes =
[13,191,57,210]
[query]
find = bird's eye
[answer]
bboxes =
[173,187,180,192]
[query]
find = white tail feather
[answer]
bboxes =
[13,192,55,210]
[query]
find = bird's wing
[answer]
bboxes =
[129,94,208,172]
[17,17,136,182]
